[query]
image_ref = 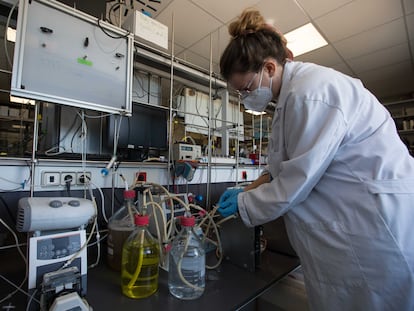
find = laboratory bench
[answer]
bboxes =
[0,248,300,310]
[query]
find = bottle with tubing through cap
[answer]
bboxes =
[168,215,205,300]
[121,213,160,298]
[107,189,137,271]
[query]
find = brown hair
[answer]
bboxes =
[220,9,291,81]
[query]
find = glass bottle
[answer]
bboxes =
[107,189,137,271]
[121,214,160,298]
[168,215,205,300]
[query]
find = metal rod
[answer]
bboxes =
[30,102,40,197]
[259,114,263,172]
[235,99,240,184]
[206,34,213,208]
[167,13,175,192]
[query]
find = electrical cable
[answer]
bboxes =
[87,233,107,248]
[3,0,18,69]
[0,242,26,250]
[107,1,121,25]
[0,274,37,302]
[83,112,114,119]
[89,181,107,223]
[132,72,161,99]
[0,217,28,305]
[25,289,38,311]
[67,120,84,154]
[97,18,130,39]
[0,186,22,192]
[0,159,31,191]
[88,218,101,269]
[132,73,148,99]
[0,218,27,266]
[93,24,125,55]
[71,110,88,153]
[44,108,79,156]
[0,176,22,185]
[59,198,97,271]
[194,91,209,128]
[79,110,88,200]
[180,135,196,145]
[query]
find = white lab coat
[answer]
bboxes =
[238,61,414,310]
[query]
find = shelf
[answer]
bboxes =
[0,116,34,122]
[392,114,414,120]
[398,130,414,134]
[383,99,414,107]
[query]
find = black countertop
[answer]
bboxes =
[87,251,300,311]
[0,248,299,310]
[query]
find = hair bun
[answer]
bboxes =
[228,9,266,38]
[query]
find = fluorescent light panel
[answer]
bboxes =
[245,110,266,116]
[6,27,16,42]
[10,95,35,105]
[285,23,328,57]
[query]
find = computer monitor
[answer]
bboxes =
[106,103,168,154]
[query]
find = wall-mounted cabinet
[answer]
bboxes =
[383,99,414,155]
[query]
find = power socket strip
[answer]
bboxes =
[42,171,92,187]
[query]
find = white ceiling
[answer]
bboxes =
[137,0,414,101]
[1,0,413,102]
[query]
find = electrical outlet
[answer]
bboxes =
[61,172,77,186]
[42,172,61,186]
[136,172,147,182]
[77,172,92,184]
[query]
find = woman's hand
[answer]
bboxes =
[243,173,271,191]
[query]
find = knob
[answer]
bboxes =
[49,200,63,208]
[68,200,80,207]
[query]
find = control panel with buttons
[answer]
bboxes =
[28,230,87,291]
[37,234,81,260]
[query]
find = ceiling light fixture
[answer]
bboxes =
[245,110,266,116]
[6,27,16,43]
[10,96,35,105]
[284,23,328,57]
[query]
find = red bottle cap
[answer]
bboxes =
[123,190,135,199]
[180,216,195,227]
[135,214,149,226]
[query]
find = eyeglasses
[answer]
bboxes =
[237,72,257,99]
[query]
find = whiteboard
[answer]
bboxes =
[11,0,133,115]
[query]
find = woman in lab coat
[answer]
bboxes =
[218,9,414,311]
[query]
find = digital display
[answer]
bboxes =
[181,146,193,151]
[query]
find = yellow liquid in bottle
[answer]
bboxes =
[121,240,159,299]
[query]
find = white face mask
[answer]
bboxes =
[242,68,273,112]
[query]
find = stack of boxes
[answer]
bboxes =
[0,105,29,119]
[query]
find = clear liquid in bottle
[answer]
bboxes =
[168,216,205,300]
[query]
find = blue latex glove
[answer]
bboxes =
[217,188,243,217]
